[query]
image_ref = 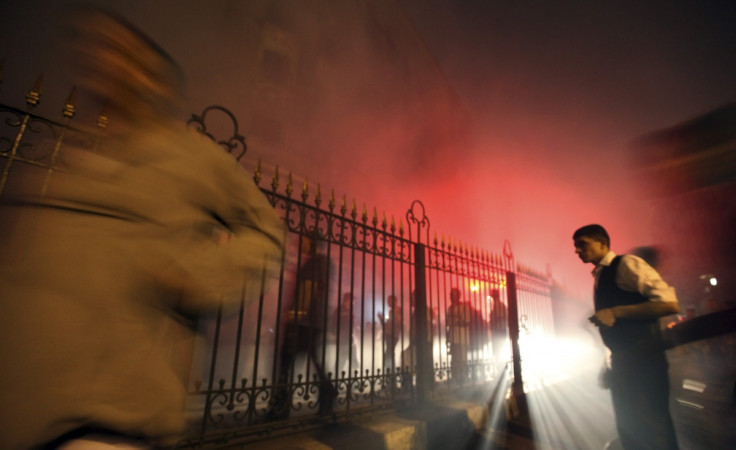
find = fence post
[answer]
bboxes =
[505,271,528,417]
[406,200,432,404]
[413,242,432,403]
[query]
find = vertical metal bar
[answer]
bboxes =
[303,234,315,402]
[401,233,412,398]
[429,246,439,388]
[334,218,346,383]
[201,304,224,434]
[0,75,43,195]
[379,239,387,381]
[0,112,31,196]
[320,234,332,403]
[359,235,367,382]
[426,240,437,393]
[378,234,386,391]
[249,264,268,421]
[451,246,462,387]
[469,251,481,382]
[506,271,528,416]
[370,234,377,405]
[288,233,305,403]
[395,243,402,391]
[413,242,431,404]
[347,221,357,409]
[481,252,490,377]
[439,242,449,388]
[268,202,288,402]
[227,288,247,410]
[372,215,382,384]
[387,234,394,396]
[369,247,376,377]
[37,89,75,203]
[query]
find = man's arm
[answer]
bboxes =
[611,300,679,319]
[617,254,678,304]
[589,255,679,328]
[590,301,680,328]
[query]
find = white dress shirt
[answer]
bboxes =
[593,251,678,303]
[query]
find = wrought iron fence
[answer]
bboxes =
[0,76,554,447]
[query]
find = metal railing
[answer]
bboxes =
[0,76,554,447]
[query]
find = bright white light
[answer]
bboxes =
[518,334,617,449]
[709,277,717,286]
[515,333,599,391]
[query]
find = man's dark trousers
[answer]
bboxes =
[609,350,679,449]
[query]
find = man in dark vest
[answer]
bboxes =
[573,224,680,449]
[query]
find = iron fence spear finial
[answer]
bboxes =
[253,158,262,185]
[26,74,43,107]
[63,87,77,119]
[301,177,309,202]
[285,172,293,197]
[272,166,280,192]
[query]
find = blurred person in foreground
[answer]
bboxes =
[0,8,284,449]
[573,224,679,450]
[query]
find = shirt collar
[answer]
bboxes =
[592,251,616,277]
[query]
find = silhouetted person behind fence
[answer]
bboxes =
[333,292,360,377]
[446,288,471,383]
[489,289,508,372]
[573,224,679,450]
[270,235,336,419]
[0,7,284,449]
[402,291,433,373]
[377,294,402,372]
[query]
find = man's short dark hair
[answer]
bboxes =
[573,224,610,248]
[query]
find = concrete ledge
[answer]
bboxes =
[361,416,426,450]
[242,397,488,450]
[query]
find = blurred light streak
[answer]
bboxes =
[497,334,615,448]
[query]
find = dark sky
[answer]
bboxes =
[397,0,736,295]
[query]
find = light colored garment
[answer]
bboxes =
[57,435,149,450]
[592,251,677,303]
[446,303,472,345]
[0,119,284,449]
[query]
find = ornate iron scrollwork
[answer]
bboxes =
[187,105,247,161]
